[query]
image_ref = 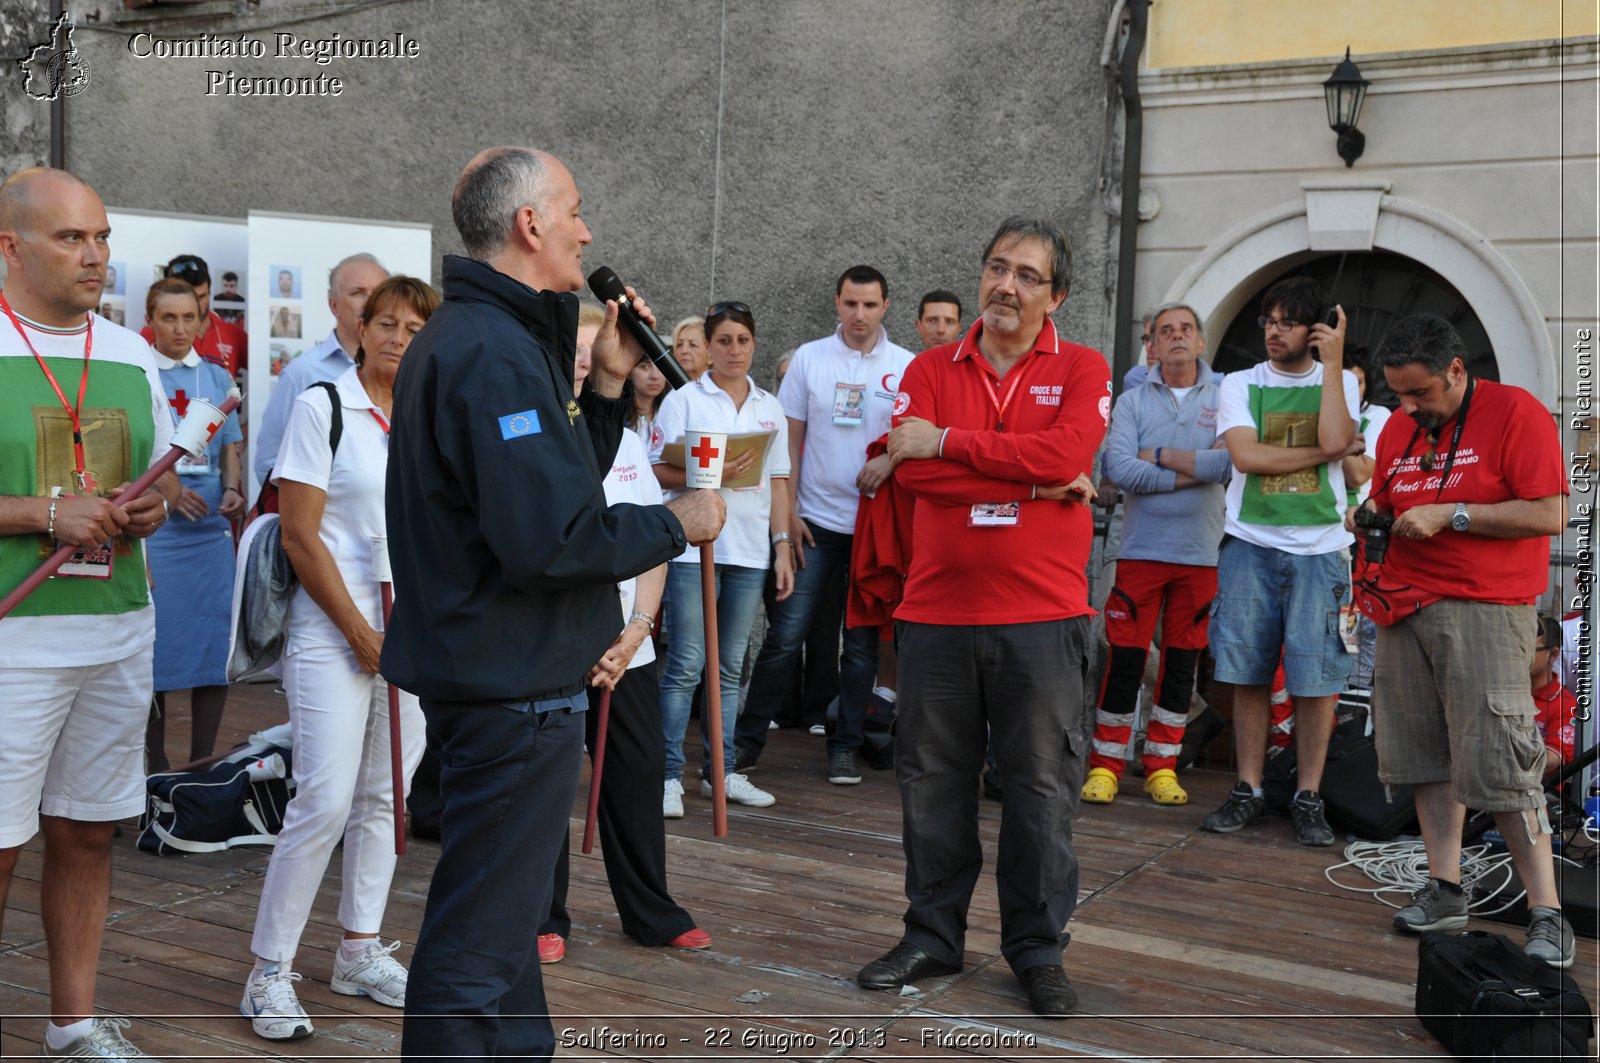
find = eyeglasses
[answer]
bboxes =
[1257,316,1305,333]
[706,301,752,318]
[982,259,1050,293]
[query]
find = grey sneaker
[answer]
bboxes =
[828,750,861,785]
[1290,789,1335,847]
[41,1016,159,1060]
[240,964,313,1041]
[1200,781,1265,833]
[1524,906,1575,969]
[331,938,407,1007]
[1393,879,1469,933]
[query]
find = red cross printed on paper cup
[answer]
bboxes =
[685,430,728,489]
[169,395,227,458]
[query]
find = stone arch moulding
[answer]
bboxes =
[1162,187,1555,407]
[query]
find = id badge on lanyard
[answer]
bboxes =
[49,487,114,579]
[966,360,1030,527]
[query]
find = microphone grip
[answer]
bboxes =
[615,300,690,391]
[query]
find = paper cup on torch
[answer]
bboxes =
[169,396,226,458]
[684,430,728,489]
[371,535,392,584]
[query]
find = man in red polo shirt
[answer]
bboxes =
[139,254,247,375]
[1355,312,1571,967]
[855,217,1109,1018]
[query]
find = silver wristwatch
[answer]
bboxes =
[1450,502,1470,532]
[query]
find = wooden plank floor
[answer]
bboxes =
[2,681,1595,1061]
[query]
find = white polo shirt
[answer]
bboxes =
[273,365,390,655]
[778,326,915,535]
[650,373,790,570]
[605,429,661,669]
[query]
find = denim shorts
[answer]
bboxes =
[1209,536,1353,697]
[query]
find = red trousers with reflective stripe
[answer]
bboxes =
[1091,560,1218,777]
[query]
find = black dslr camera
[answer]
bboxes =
[1353,506,1394,565]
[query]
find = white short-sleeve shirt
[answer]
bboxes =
[650,374,789,569]
[605,429,662,669]
[777,326,915,535]
[273,365,390,655]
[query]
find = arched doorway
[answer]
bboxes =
[1163,188,1555,407]
[1211,251,1494,408]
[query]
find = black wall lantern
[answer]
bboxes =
[1323,47,1369,167]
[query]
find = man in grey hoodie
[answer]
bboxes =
[1083,302,1230,806]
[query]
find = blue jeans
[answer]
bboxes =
[402,693,586,1063]
[660,561,766,782]
[1210,536,1353,697]
[737,521,879,757]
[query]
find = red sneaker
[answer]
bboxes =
[537,933,566,964]
[667,928,712,950]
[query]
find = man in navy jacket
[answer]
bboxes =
[385,146,724,1062]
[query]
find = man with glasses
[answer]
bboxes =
[1202,276,1359,847]
[1353,312,1571,967]
[734,265,914,786]
[857,217,1108,1018]
[140,253,248,375]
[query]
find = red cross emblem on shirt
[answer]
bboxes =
[690,437,721,468]
[171,389,189,417]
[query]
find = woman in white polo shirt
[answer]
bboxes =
[240,277,437,1044]
[651,302,792,814]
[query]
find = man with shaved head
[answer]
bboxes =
[251,251,389,486]
[0,167,179,1059]
[384,147,725,1061]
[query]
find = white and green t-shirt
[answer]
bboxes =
[1217,361,1359,555]
[0,311,172,668]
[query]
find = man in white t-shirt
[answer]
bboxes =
[1201,276,1361,847]
[0,168,179,1060]
[734,266,915,786]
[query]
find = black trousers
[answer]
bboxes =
[402,697,584,1063]
[540,660,696,945]
[894,617,1092,976]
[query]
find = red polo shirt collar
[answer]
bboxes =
[949,315,1062,365]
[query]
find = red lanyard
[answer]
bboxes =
[0,293,93,489]
[369,409,391,434]
[978,356,1032,429]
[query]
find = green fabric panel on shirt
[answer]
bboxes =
[1238,380,1340,527]
[0,355,155,617]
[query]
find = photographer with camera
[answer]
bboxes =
[1354,312,1571,967]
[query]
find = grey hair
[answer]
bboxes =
[1376,312,1467,377]
[1149,302,1204,338]
[451,147,556,260]
[328,252,387,298]
[981,216,1073,299]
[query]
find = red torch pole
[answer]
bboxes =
[581,687,612,854]
[0,393,242,620]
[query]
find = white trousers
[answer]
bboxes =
[250,642,425,962]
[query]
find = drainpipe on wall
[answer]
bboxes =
[1110,0,1148,394]
[49,0,64,169]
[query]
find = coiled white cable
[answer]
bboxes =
[1327,838,1589,917]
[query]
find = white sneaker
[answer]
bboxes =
[663,778,684,818]
[41,1016,159,1059]
[705,772,775,807]
[331,939,407,1007]
[240,964,313,1041]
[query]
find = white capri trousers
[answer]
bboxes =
[250,642,425,962]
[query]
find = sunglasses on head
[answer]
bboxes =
[167,256,206,278]
[706,301,752,318]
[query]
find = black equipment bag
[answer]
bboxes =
[1416,929,1594,1060]
[1261,731,1417,839]
[137,743,294,855]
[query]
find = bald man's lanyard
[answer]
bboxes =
[0,292,95,493]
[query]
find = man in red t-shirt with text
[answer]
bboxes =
[854,217,1108,1018]
[1355,312,1571,967]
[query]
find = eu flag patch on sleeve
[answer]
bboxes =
[498,409,542,439]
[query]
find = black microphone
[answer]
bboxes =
[586,266,691,391]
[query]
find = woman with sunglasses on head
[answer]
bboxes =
[536,304,710,965]
[240,276,438,1044]
[651,302,792,815]
[142,277,245,772]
